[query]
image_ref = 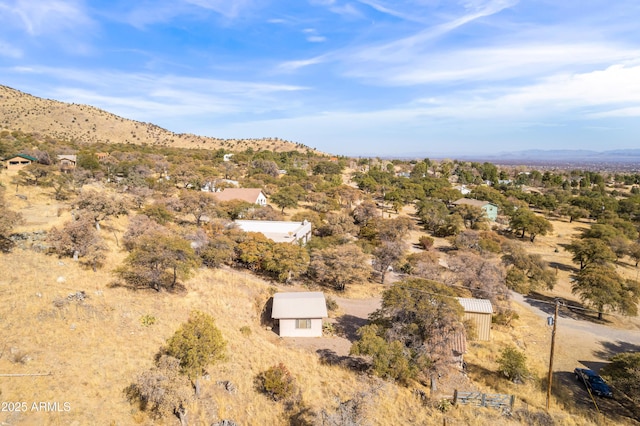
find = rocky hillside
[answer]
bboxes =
[0,85,317,153]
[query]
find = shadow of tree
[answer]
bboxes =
[335,314,369,342]
[260,296,274,328]
[593,340,640,360]
[547,261,576,273]
[524,292,610,324]
[576,360,608,373]
[316,348,369,372]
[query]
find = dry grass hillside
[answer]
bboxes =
[0,85,319,154]
[4,173,633,425]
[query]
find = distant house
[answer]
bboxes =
[457,298,493,341]
[96,152,109,162]
[235,220,312,245]
[453,185,472,195]
[271,292,328,337]
[57,154,77,172]
[211,188,267,206]
[452,198,499,221]
[201,179,239,192]
[4,154,37,171]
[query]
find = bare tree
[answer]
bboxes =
[73,190,129,230]
[126,355,193,426]
[47,216,108,271]
[372,241,406,283]
[178,190,218,226]
[309,245,371,291]
[0,186,23,252]
[448,251,509,306]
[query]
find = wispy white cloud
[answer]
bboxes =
[7,65,308,123]
[279,0,518,73]
[120,0,259,28]
[0,0,93,36]
[356,0,430,23]
[345,0,518,64]
[277,55,330,72]
[183,0,256,19]
[303,28,327,43]
[360,43,640,86]
[310,0,363,18]
[0,39,22,58]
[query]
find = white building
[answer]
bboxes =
[235,220,312,244]
[271,292,328,337]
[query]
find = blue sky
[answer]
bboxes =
[1,0,640,157]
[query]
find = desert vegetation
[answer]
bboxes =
[2,87,640,424]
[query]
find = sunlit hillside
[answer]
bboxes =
[0,85,320,154]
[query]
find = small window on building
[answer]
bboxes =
[295,319,311,329]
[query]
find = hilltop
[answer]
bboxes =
[0,85,319,154]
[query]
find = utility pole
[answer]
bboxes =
[546,300,560,410]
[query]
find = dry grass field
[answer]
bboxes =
[1,171,638,425]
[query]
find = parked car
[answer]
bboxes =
[574,368,613,398]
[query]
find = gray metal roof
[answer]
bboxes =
[456,297,493,314]
[272,292,328,319]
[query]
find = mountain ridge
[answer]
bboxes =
[0,84,319,154]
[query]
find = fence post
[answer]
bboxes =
[453,390,458,405]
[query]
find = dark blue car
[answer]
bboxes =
[574,368,613,398]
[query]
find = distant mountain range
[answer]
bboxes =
[486,149,640,162]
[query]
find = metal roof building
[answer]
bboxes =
[272,292,328,337]
[235,220,312,244]
[457,298,493,341]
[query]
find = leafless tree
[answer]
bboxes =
[372,241,406,284]
[309,245,371,291]
[126,355,193,426]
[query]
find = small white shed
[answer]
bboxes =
[271,292,328,337]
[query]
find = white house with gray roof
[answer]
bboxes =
[271,292,328,337]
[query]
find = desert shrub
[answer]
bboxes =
[140,314,156,327]
[125,355,192,424]
[323,322,336,335]
[325,295,339,312]
[497,345,528,383]
[493,309,519,326]
[239,325,252,336]
[512,409,555,426]
[418,235,434,250]
[463,318,477,341]
[255,363,297,402]
[164,311,227,383]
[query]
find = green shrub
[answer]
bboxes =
[497,345,528,383]
[325,296,339,312]
[140,314,156,327]
[255,363,297,402]
[493,309,519,326]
